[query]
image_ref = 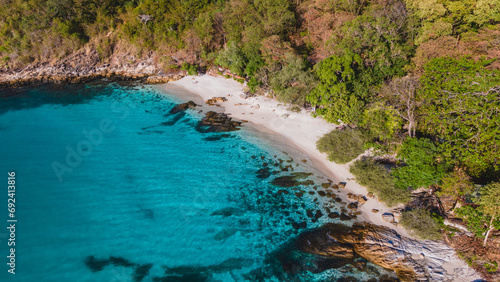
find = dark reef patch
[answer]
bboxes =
[210,207,246,217]
[203,133,233,142]
[109,256,135,267]
[84,256,112,272]
[271,172,314,188]
[152,273,210,281]
[256,167,272,179]
[161,111,186,126]
[153,258,254,281]
[213,228,239,241]
[138,205,154,220]
[83,256,152,282]
[134,263,153,282]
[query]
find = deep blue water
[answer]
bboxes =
[0,82,394,281]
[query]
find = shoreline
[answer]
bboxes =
[0,47,186,89]
[158,74,411,235]
[157,74,481,281]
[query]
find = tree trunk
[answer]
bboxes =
[483,215,495,246]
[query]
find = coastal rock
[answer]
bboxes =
[0,47,187,89]
[206,97,228,105]
[358,196,368,204]
[328,212,340,219]
[347,203,358,211]
[197,111,242,132]
[169,101,198,114]
[146,74,185,84]
[297,226,355,259]
[382,213,395,224]
[271,172,314,188]
[314,210,323,220]
[294,222,468,281]
[338,182,346,189]
[340,213,351,221]
[321,183,331,188]
[393,212,402,223]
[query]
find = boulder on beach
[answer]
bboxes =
[206,97,228,105]
[347,202,358,211]
[382,213,395,223]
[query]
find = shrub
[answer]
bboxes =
[181,62,198,76]
[400,208,442,240]
[317,129,367,164]
[392,138,448,190]
[247,77,260,93]
[350,158,411,206]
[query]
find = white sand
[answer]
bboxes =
[157,74,482,281]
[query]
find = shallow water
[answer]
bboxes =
[0,82,395,281]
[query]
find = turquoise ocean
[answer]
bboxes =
[0,82,395,281]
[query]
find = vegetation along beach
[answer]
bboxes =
[0,0,499,281]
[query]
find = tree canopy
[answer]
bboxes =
[419,57,500,179]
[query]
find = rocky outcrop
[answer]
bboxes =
[169,101,198,114]
[197,111,242,132]
[294,222,474,281]
[145,74,186,84]
[0,47,186,89]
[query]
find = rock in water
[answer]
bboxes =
[340,213,351,221]
[169,101,198,114]
[197,111,242,132]
[328,212,340,219]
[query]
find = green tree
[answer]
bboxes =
[405,0,500,45]
[306,52,369,124]
[335,1,413,80]
[270,54,315,105]
[215,42,247,76]
[360,102,402,142]
[419,57,500,178]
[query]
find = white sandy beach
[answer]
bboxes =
[158,74,481,281]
